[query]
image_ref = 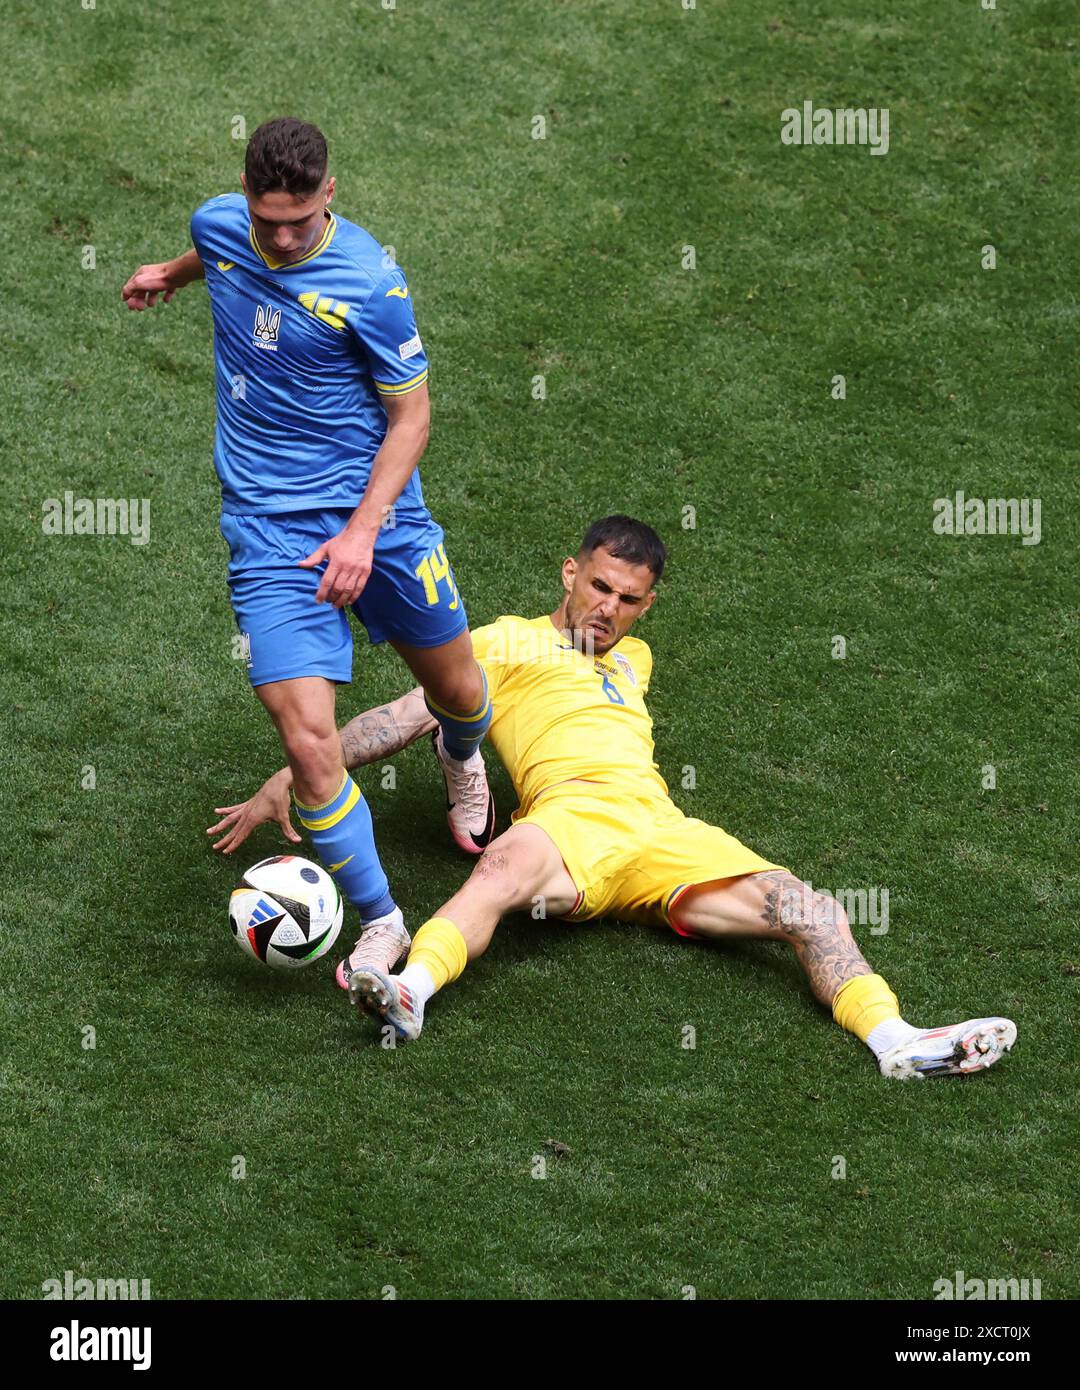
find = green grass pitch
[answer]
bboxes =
[1,0,1076,1300]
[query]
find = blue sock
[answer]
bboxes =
[425,667,491,761]
[293,771,395,922]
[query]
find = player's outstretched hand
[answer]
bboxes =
[207,769,300,854]
[299,526,376,608]
[121,262,178,311]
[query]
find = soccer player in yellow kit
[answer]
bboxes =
[210,516,1016,1079]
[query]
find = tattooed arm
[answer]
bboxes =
[207,688,437,853]
[339,688,437,769]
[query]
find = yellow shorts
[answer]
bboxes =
[513,785,782,931]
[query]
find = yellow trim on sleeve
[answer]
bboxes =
[374,368,429,396]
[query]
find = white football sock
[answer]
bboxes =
[437,730,483,768]
[397,962,437,1005]
[361,905,404,930]
[866,1017,921,1060]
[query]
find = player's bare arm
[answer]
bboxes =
[299,385,432,609]
[207,687,434,853]
[121,247,205,310]
[339,686,435,767]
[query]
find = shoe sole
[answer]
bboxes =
[348,970,393,1019]
[347,970,417,1042]
[952,1018,1017,1074]
[884,1019,1017,1080]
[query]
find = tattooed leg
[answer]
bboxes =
[668,870,873,1008]
[755,871,872,1007]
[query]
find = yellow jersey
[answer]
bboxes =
[470,614,668,813]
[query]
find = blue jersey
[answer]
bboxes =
[190,192,430,517]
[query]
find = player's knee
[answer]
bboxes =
[756,872,849,941]
[281,721,335,761]
[469,843,536,910]
[281,723,342,796]
[426,659,485,717]
[473,846,517,886]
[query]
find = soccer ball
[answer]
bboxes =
[229,855,343,971]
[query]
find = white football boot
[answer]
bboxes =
[431,729,495,855]
[334,908,411,992]
[348,967,425,1042]
[879,1017,1017,1080]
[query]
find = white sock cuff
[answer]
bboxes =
[866,1017,920,1060]
[398,961,437,1005]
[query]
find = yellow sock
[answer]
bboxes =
[404,917,468,995]
[832,973,901,1042]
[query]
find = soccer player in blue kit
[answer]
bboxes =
[122,117,494,985]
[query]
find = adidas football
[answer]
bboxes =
[229,855,343,971]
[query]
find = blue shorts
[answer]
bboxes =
[220,508,470,687]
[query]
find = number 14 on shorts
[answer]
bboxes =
[415,543,460,609]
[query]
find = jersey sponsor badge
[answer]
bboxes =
[398,332,423,360]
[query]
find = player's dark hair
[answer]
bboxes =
[579,515,666,583]
[245,118,328,197]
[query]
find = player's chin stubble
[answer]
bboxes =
[564,602,613,655]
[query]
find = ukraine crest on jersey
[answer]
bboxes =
[190,192,431,517]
